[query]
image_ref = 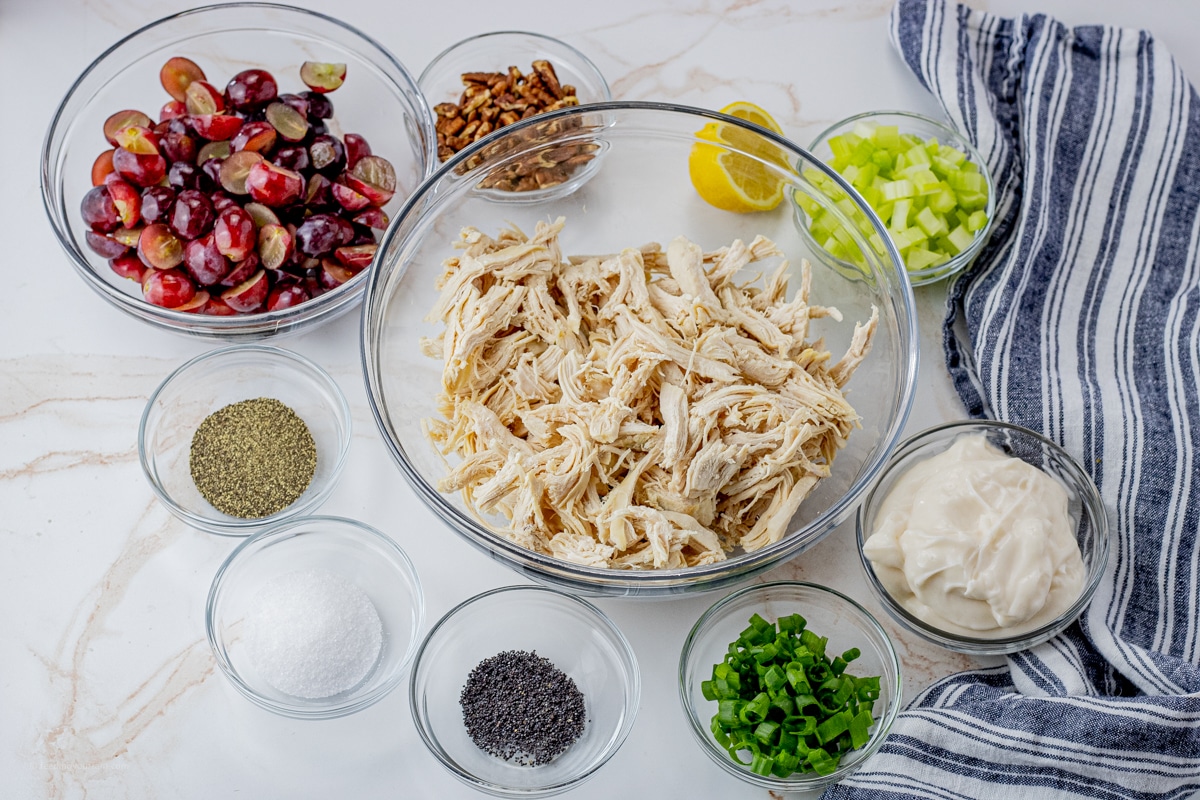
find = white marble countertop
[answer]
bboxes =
[5,1,1198,798]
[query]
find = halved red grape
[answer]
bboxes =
[299,61,346,93]
[243,202,280,228]
[197,140,231,164]
[137,223,185,270]
[86,230,129,259]
[308,134,345,175]
[221,269,268,312]
[331,180,370,211]
[168,189,215,239]
[185,80,224,116]
[173,290,210,313]
[81,185,121,232]
[320,257,355,288]
[257,223,294,270]
[231,121,276,154]
[267,280,311,311]
[110,253,147,283]
[343,133,371,167]
[220,252,259,287]
[335,243,376,270]
[201,296,238,316]
[213,207,256,261]
[277,93,309,118]
[142,267,196,308]
[160,100,187,122]
[225,69,278,110]
[245,160,303,207]
[91,150,116,186]
[305,174,334,209]
[190,113,243,141]
[353,207,388,230]
[104,174,142,227]
[265,102,308,142]
[160,57,206,103]
[103,110,152,146]
[112,148,167,187]
[112,226,143,248]
[183,234,230,286]
[114,126,160,155]
[348,155,396,203]
[219,150,264,195]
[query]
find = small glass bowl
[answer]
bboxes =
[417,31,611,202]
[679,581,901,792]
[206,515,424,719]
[409,585,639,797]
[42,3,436,339]
[138,344,351,536]
[856,420,1110,655]
[798,110,996,286]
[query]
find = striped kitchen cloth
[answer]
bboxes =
[825,1,1200,798]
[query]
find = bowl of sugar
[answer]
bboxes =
[206,515,424,718]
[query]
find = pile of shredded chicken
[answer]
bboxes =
[420,218,878,570]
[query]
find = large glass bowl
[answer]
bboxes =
[362,102,919,597]
[42,2,436,340]
[856,420,1110,655]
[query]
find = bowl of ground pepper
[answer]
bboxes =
[409,585,639,797]
[138,344,352,536]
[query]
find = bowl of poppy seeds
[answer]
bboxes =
[409,585,640,797]
[139,344,351,535]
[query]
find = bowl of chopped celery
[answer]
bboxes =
[796,110,995,286]
[678,581,901,791]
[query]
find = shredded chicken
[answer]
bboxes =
[422,218,877,570]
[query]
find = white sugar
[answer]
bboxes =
[245,567,383,699]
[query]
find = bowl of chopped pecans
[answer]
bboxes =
[417,31,611,201]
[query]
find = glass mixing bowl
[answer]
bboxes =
[42,2,436,339]
[362,102,919,596]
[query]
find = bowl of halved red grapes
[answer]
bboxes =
[42,3,437,339]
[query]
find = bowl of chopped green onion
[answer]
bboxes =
[678,581,901,790]
[796,110,995,286]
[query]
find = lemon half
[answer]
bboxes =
[689,101,790,213]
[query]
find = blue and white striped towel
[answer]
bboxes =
[825,2,1200,797]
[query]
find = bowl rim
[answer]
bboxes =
[855,418,1112,655]
[677,580,903,789]
[40,1,438,338]
[205,514,425,719]
[417,29,612,100]
[407,584,641,796]
[800,108,997,286]
[137,343,352,536]
[360,100,920,593]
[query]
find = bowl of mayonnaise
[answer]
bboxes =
[856,420,1110,655]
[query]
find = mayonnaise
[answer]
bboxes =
[863,434,1084,639]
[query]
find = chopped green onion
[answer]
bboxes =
[702,613,883,779]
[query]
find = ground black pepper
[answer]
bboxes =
[189,397,317,519]
[459,650,587,766]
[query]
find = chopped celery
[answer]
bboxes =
[799,118,990,275]
[947,224,976,253]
